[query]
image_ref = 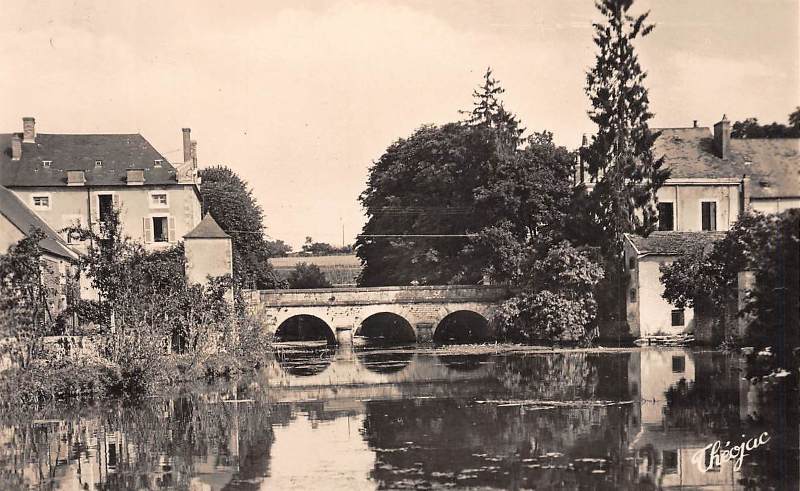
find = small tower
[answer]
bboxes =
[184,214,233,300]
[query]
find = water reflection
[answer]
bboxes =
[0,348,796,489]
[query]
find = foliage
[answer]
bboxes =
[64,210,232,351]
[265,238,292,257]
[491,242,605,342]
[0,229,57,366]
[357,69,577,289]
[579,0,668,253]
[731,108,800,138]
[301,236,352,256]
[287,262,332,289]
[356,121,497,286]
[660,210,799,359]
[199,165,285,289]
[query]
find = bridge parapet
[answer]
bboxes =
[246,284,510,307]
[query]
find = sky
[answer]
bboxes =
[1,0,798,249]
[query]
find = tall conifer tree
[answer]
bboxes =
[582,0,668,255]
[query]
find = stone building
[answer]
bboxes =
[0,118,202,253]
[0,184,78,318]
[0,117,205,298]
[579,115,799,340]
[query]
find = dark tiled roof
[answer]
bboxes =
[625,231,726,256]
[184,214,230,239]
[0,185,77,260]
[0,133,178,187]
[653,128,800,198]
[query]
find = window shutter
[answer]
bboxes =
[143,217,152,243]
[168,217,176,243]
[92,195,100,222]
[112,193,121,209]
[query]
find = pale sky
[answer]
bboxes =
[2,0,798,249]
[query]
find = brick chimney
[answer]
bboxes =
[713,115,730,159]
[22,117,36,143]
[11,134,21,160]
[182,128,192,164]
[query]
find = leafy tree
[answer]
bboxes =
[264,239,292,257]
[731,110,800,139]
[356,122,496,286]
[301,237,351,256]
[473,131,576,278]
[790,106,800,129]
[200,166,284,289]
[0,230,56,366]
[287,262,332,289]
[491,241,604,342]
[660,210,799,362]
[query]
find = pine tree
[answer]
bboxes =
[583,0,668,255]
[465,67,524,146]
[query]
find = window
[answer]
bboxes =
[629,288,637,302]
[662,450,678,474]
[153,217,169,242]
[153,159,163,167]
[95,160,103,168]
[701,201,717,231]
[150,193,168,208]
[32,195,50,209]
[657,202,674,231]
[98,194,114,223]
[672,355,685,373]
[42,160,52,168]
[671,309,685,327]
[628,257,636,270]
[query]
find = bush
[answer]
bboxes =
[287,262,332,289]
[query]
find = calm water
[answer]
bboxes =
[0,347,797,490]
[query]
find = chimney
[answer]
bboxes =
[741,174,751,212]
[11,135,21,160]
[713,115,731,159]
[191,140,198,167]
[693,120,698,128]
[22,117,36,143]
[182,128,192,164]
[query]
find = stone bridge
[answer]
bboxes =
[244,285,511,345]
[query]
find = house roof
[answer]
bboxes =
[625,231,726,257]
[653,127,800,199]
[0,133,179,187]
[184,213,230,239]
[0,185,77,260]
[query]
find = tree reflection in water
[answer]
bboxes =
[0,350,796,489]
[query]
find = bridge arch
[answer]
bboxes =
[356,312,416,344]
[433,310,492,344]
[275,314,336,344]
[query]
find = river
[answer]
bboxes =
[0,346,796,489]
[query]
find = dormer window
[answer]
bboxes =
[67,170,86,186]
[154,159,163,167]
[95,160,103,168]
[42,160,52,168]
[126,169,145,185]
